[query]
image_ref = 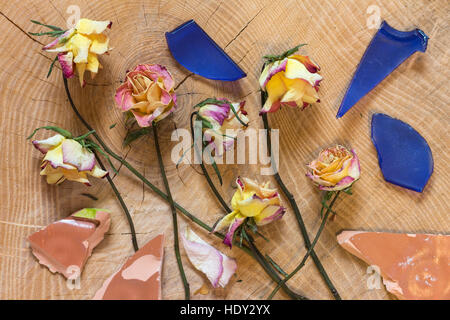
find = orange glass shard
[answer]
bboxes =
[28,209,110,278]
[93,234,164,300]
[338,231,450,300]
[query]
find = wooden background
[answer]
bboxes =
[0,0,448,300]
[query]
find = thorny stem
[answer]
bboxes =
[267,191,341,299]
[190,112,307,300]
[63,76,304,300]
[152,123,190,299]
[261,91,341,300]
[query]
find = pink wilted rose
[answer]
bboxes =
[114,64,177,127]
[306,145,360,191]
[197,99,249,156]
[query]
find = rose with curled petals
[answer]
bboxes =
[115,64,177,127]
[259,52,322,114]
[197,99,249,156]
[32,134,108,186]
[43,18,112,86]
[212,177,286,248]
[306,145,360,191]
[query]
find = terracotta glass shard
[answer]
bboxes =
[338,230,450,300]
[93,234,164,300]
[28,208,110,278]
[371,113,433,192]
[165,20,246,81]
[336,21,428,118]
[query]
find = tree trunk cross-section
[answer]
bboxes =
[0,0,448,300]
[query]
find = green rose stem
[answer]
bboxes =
[261,92,341,300]
[62,76,305,300]
[267,191,341,299]
[189,112,307,300]
[93,152,139,252]
[151,122,190,299]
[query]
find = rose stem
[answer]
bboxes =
[93,152,139,252]
[261,94,341,300]
[151,122,190,299]
[267,191,341,299]
[189,112,307,300]
[63,76,304,300]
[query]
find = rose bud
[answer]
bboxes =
[306,145,360,191]
[43,18,112,86]
[213,177,285,248]
[198,99,249,156]
[259,54,322,114]
[114,64,177,127]
[32,134,108,186]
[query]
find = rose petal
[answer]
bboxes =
[88,165,109,179]
[88,33,109,54]
[199,103,230,128]
[71,34,91,64]
[284,58,323,88]
[76,19,112,35]
[43,145,77,170]
[114,83,135,111]
[86,52,99,77]
[182,228,237,288]
[42,29,75,51]
[32,134,65,154]
[254,205,286,226]
[57,52,75,78]
[259,58,288,90]
[223,215,245,248]
[61,139,96,172]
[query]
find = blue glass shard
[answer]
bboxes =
[371,113,433,192]
[165,20,246,81]
[337,21,428,118]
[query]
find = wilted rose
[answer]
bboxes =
[43,18,112,86]
[259,54,322,114]
[306,145,360,191]
[32,134,108,185]
[213,177,285,248]
[115,64,177,127]
[197,99,249,156]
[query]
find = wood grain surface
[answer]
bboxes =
[0,0,448,300]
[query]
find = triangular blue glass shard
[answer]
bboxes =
[371,113,433,192]
[337,21,429,118]
[165,20,246,81]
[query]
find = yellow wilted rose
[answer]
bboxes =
[306,145,360,191]
[259,52,322,114]
[43,18,112,86]
[32,134,108,185]
[212,177,285,248]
